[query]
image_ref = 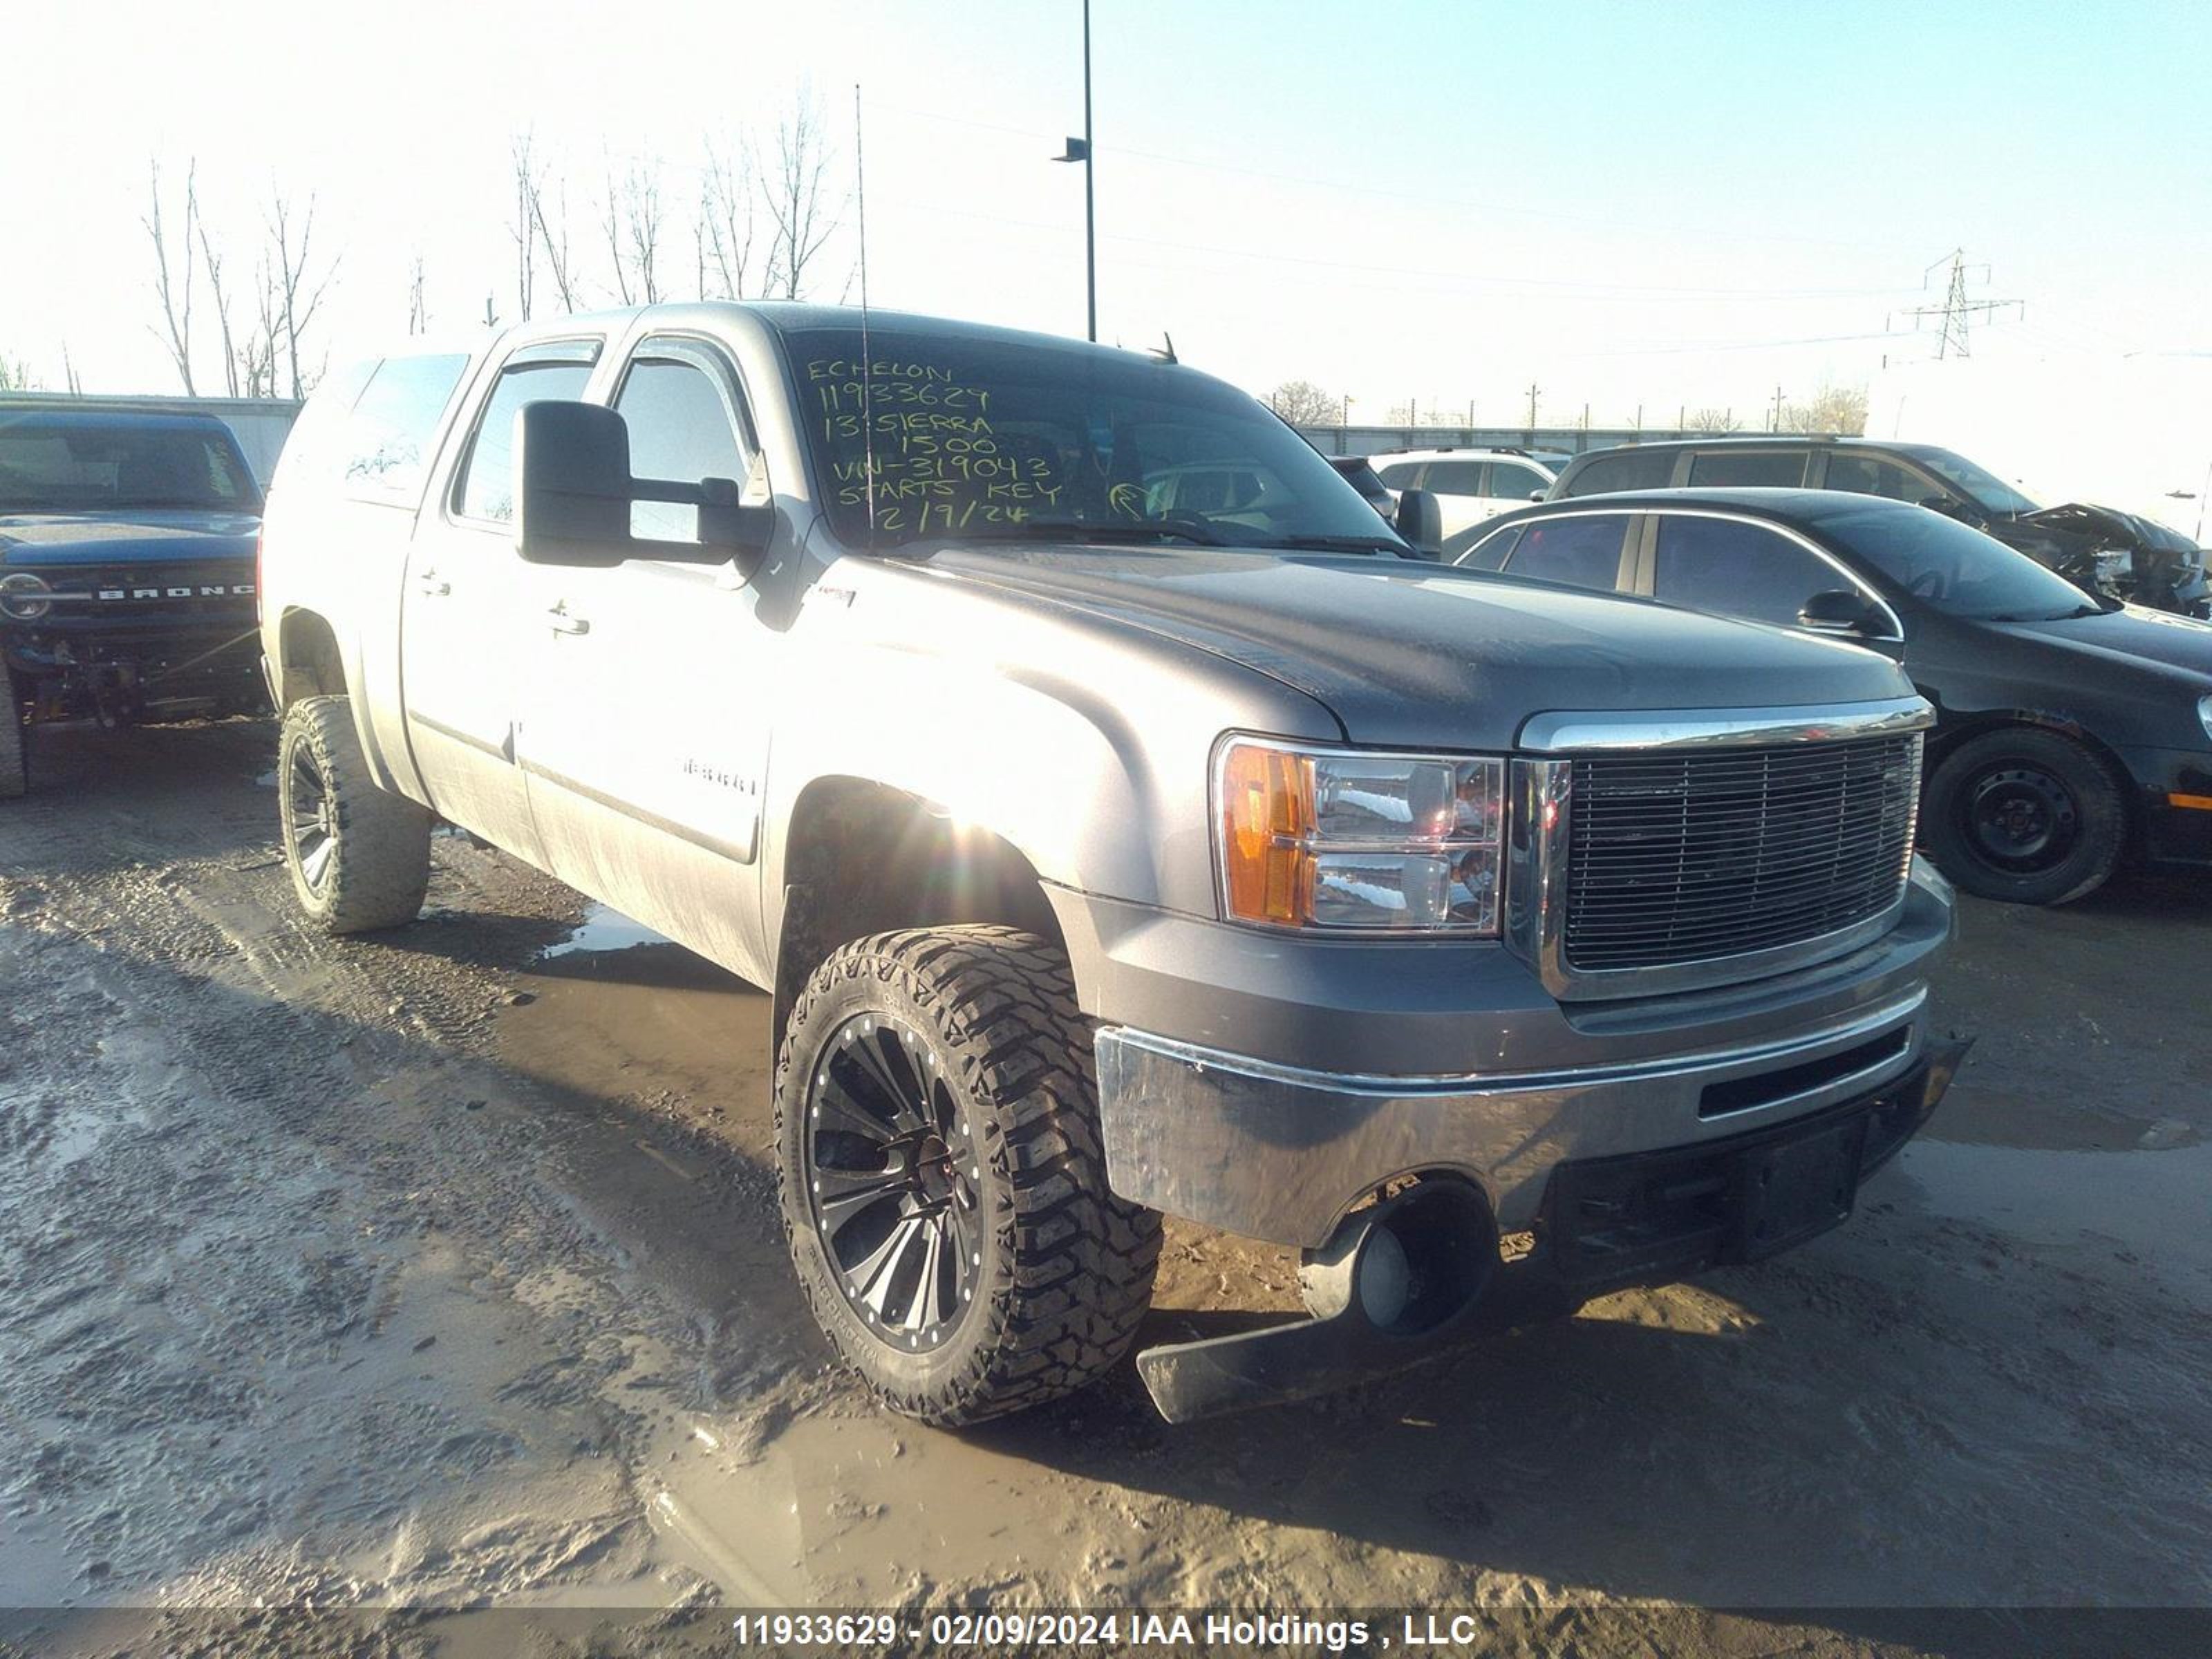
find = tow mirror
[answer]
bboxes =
[1797,588,1882,636]
[1394,487,1443,559]
[514,400,772,578]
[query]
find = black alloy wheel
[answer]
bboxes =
[805,1012,982,1352]
[286,740,339,896]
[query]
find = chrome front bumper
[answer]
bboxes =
[1093,986,1933,1249]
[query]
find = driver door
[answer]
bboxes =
[514,334,778,981]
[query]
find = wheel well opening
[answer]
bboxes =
[774,779,1066,1047]
[1927,715,2140,840]
[276,610,345,711]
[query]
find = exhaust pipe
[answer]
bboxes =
[1136,1181,1497,1425]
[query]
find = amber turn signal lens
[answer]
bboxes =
[1219,742,1315,924]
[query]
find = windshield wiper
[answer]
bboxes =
[1269,534,1410,556]
[987,518,1232,547]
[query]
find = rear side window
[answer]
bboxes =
[1374,462,1422,489]
[1488,461,1550,499]
[453,345,600,523]
[1500,515,1631,591]
[1651,515,1847,628]
[339,354,469,500]
[1824,452,1941,504]
[1559,448,1674,496]
[1424,460,1485,494]
[1685,449,1808,487]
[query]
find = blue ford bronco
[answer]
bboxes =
[1,408,266,795]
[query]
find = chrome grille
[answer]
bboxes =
[1563,734,1922,973]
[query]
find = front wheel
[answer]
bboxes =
[1923,728,2126,906]
[774,926,1161,1425]
[278,695,433,932]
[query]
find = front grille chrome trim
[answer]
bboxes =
[1508,706,1929,1002]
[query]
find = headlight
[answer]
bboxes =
[2198,694,2212,744]
[1214,736,1505,933]
[0,572,53,621]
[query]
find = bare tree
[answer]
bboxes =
[407,255,429,335]
[266,191,339,398]
[142,159,198,394]
[0,354,39,391]
[1783,382,1868,435]
[699,136,758,300]
[1688,406,1743,433]
[762,98,840,300]
[1268,380,1342,427]
[525,170,581,312]
[195,209,242,397]
[599,162,664,305]
[510,135,539,321]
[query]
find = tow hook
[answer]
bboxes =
[1136,1181,1497,1424]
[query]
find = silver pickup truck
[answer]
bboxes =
[258,302,1963,1424]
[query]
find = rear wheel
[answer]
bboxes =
[1924,727,2126,906]
[774,926,1161,1425]
[278,695,433,932]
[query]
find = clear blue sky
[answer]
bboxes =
[8,0,2206,422]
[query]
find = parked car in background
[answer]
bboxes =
[1455,487,2212,905]
[0,409,265,797]
[1326,453,1396,519]
[1546,435,2211,617]
[1369,447,1564,540]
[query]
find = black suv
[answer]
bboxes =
[1546,436,2209,617]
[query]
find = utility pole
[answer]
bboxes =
[1051,0,1098,341]
[1772,384,1787,431]
[1526,382,1540,430]
[1893,249,2021,359]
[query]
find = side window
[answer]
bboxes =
[1452,521,1521,570]
[1374,461,1422,489]
[1501,516,1631,591]
[1651,516,1848,628]
[1488,461,1549,500]
[341,353,469,500]
[1559,449,1674,496]
[1685,449,1808,487]
[614,347,754,544]
[1424,460,1485,495]
[452,344,601,524]
[1824,452,1943,505]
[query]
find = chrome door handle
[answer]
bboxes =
[415,571,450,597]
[547,606,590,636]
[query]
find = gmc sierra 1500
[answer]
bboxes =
[257,303,1962,1424]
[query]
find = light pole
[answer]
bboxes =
[1052,0,1097,341]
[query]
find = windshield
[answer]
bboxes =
[1911,446,2039,516]
[0,419,260,512]
[789,326,1404,554]
[1823,501,2099,620]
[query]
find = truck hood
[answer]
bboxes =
[1988,603,2212,686]
[0,508,260,568]
[924,545,1914,749]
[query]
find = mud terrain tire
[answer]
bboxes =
[1924,727,2126,906]
[278,694,432,932]
[775,926,1161,1425]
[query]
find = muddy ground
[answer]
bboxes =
[1,718,2207,1657]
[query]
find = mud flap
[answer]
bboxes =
[1136,1303,1451,1426]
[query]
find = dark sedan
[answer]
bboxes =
[1453,487,2212,905]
